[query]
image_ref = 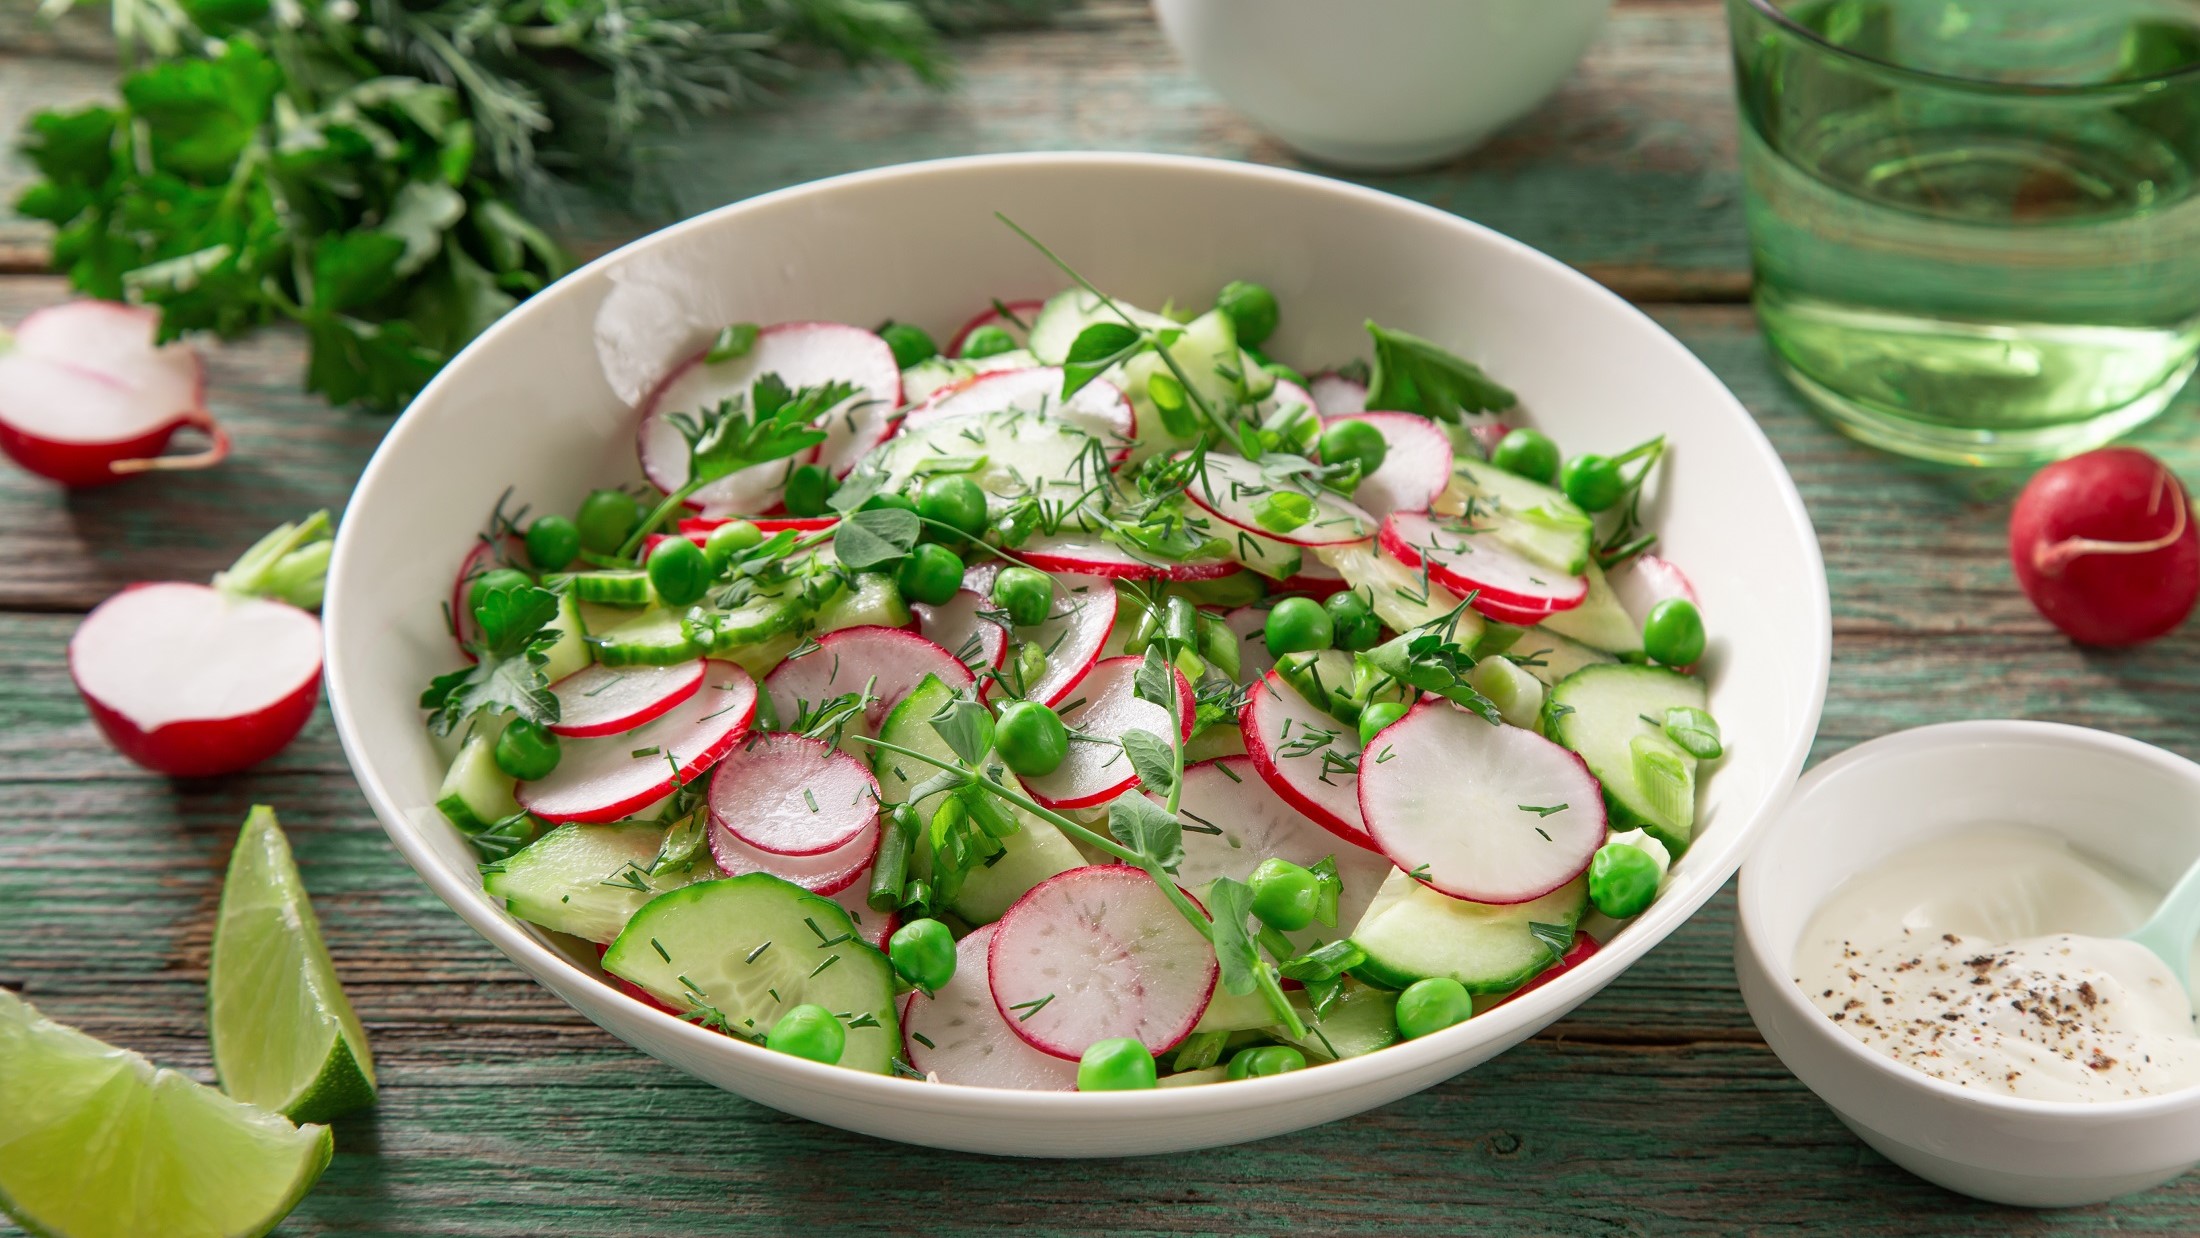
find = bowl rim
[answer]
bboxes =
[1738,718,2200,1120]
[327,150,1832,1116]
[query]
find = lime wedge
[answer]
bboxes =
[0,988,332,1238]
[208,806,377,1124]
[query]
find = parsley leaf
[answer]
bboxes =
[1364,322,1517,423]
[419,581,563,735]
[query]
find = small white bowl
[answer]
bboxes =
[1152,0,1613,171]
[1737,721,2200,1207]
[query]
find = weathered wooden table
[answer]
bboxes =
[6,3,2200,1233]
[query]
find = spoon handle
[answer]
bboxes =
[2128,854,2200,993]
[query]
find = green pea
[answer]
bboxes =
[1490,428,1561,485]
[917,475,989,541]
[702,520,762,570]
[782,464,838,517]
[1642,598,1706,666]
[879,321,938,369]
[896,543,965,606]
[1264,596,1333,657]
[468,568,532,622]
[1358,700,1410,748]
[958,324,1017,360]
[991,566,1055,627]
[1394,977,1473,1039]
[576,489,644,555]
[493,718,561,781]
[766,1003,846,1065]
[1560,454,1625,512]
[1215,280,1280,347]
[1077,1038,1158,1091]
[887,918,957,994]
[1013,641,1049,695]
[646,535,710,606]
[1225,1045,1306,1080]
[1588,842,1662,920]
[1318,419,1388,482]
[1247,858,1320,933]
[524,515,580,572]
[994,699,1068,777]
[1323,589,1381,651]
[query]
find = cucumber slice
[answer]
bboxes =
[1507,626,1618,687]
[541,590,592,682]
[901,350,1043,404]
[1279,982,1399,1062]
[603,874,900,1073]
[1351,869,1587,993]
[1027,289,1171,364]
[1218,525,1302,581]
[1537,562,1641,655]
[1541,663,1707,853]
[485,820,696,944]
[815,571,910,634]
[1238,349,1278,399]
[560,570,655,607]
[1466,656,1544,730]
[1313,541,1486,647]
[593,608,707,668]
[724,629,804,684]
[435,732,518,830]
[708,592,809,652]
[874,408,1106,519]
[1117,309,1239,459]
[1441,458,1593,576]
[1192,984,1276,1034]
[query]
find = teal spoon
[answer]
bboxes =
[2126,855,2200,995]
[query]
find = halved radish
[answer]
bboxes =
[548,662,705,738]
[1358,698,1606,904]
[762,626,972,732]
[907,368,1136,461]
[911,589,1009,673]
[1381,511,1587,625]
[708,732,879,856]
[1240,670,1372,850]
[1182,452,1377,548]
[69,582,321,778]
[902,923,1079,1091]
[1310,372,1368,415]
[1166,756,1393,947]
[0,300,226,486]
[518,662,758,823]
[945,299,1047,357]
[1223,604,1276,682]
[965,565,1116,707]
[1324,412,1452,520]
[988,865,1218,1059]
[1012,532,1236,582]
[1609,553,1700,624]
[709,810,878,895]
[1022,655,1194,811]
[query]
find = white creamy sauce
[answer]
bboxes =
[1793,826,2200,1102]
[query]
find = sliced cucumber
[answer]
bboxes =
[485,821,689,944]
[707,592,809,652]
[1027,289,1171,365]
[435,732,518,831]
[874,408,1106,519]
[901,350,1042,404]
[1193,984,1276,1034]
[1466,656,1544,730]
[1313,541,1486,647]
[815,571,910,634]
[1441,458,1593,576]
[724,629,804,684]
[1507,626,1618,687]
[1218,525,1302,581]
[1238,349,1278,399]
[541,590,592,682]
[559,570,655,607]
[1117,309,1238,460]
[1542,663,1707,853]
[1538,562,1641,656]
[1351,870,1587,993]
[603,874,900,1073]
[592,608,706,668]
[1279,982,1399,1062]
[1158,1065,1229,1087]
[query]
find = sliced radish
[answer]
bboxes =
[1609,553,1700,624]
[638,323,900,514]
[965,565,1116,707]
[679,514,840,537]
[945,299,1047,357]
[907,368,1136,461]
[449,535,526,655]
[1497,931,1600,1007]
[1166,756,1393,945]
[1182,452,1376,548]
[517,662,758,824]
[829,883,899,950]
[762,625,972,732]
[988,866,1218,1059]
[548,662,705,738]
[0,300,226,486]
[911,588,1009,673]
[1240,670,1372,850]
[1022,655,1194,811]
[1381,511,1588,625]
[1324,412,1452,520]
[1223,604,1276,682]
[1358,698,1606,904]
[902,923,1079,1090]
[1467,422,1513,459]
[1310,372,1368,415]
[69,582,321,778]
[709,811,878,895]
[707,732,880,856]
[1012,532,1236,582]
[598,942,687,1018]
[1276,554,1349,600]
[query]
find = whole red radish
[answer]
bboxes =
[70,513,332,777]
[2009,447,2199,647]
[0,300,228,486]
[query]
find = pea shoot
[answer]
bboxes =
[783,463,838,517]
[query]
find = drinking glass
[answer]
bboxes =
[1728,0,2200,466]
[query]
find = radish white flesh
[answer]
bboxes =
[1182,452,1377,548]
[1609,553,1700,626]
[1358,698,1606,904]
[679,515,839,536]
[1240,670,1373,850]
[946,299,1046,357]
[911,588,1009,673]
[1166,756,1393,949]
[69,582,321,778]
[1256,379,1319,429]
[549,662,704,738]
[1325,412,1452,520]
[902,924,1079,1090]
[517,662,757,823]
[1310,372,1368,415]
[762,625,972,733]
[965,565,1116,707]
[988,866,1218,1059]
[1382,511,1588,625]
[1223,604,1276,682]
[908,367,1136,460]
[1012,532,1236,581]
[829,882,898,950]
[0,300,224,486]
[709,811,878,895]
[1022,655,1194,811]
[708,732,880,856]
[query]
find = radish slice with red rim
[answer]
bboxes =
[1324,412,1453,520]
[1609,553,1700,624]
[988,865,1218,1059]
[907,368,1136,461]
[1182,452,1377,548]
[1222,604,1276,682]
[1497,931,1600,1008]
[517,661,758,824]
[1310,372,1368,415]
[1240,670,1374,851]
[679,515,840,536]
[707,732,880,856]
[966,565,1116,707]
[945,299,1046,357]
[762,625,973,732]
[1011,532,1235,582]
[1358,697,1606,904]
[1021,655,1193,811]
[449,536,525,655]
[0,300,225,486]
[709,811,879,895]
[1381,511,1588,625]
[1276,554,1348,600]
[829,883,898,950]
[549,662,705,738]
[902,924,1079,1090]
[1164,756,1393,950]
[910,589,1009,673]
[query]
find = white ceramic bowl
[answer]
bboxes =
[1737,721,2200,1207]
[326,153,1829,1157]
[1153,0,1614,170]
